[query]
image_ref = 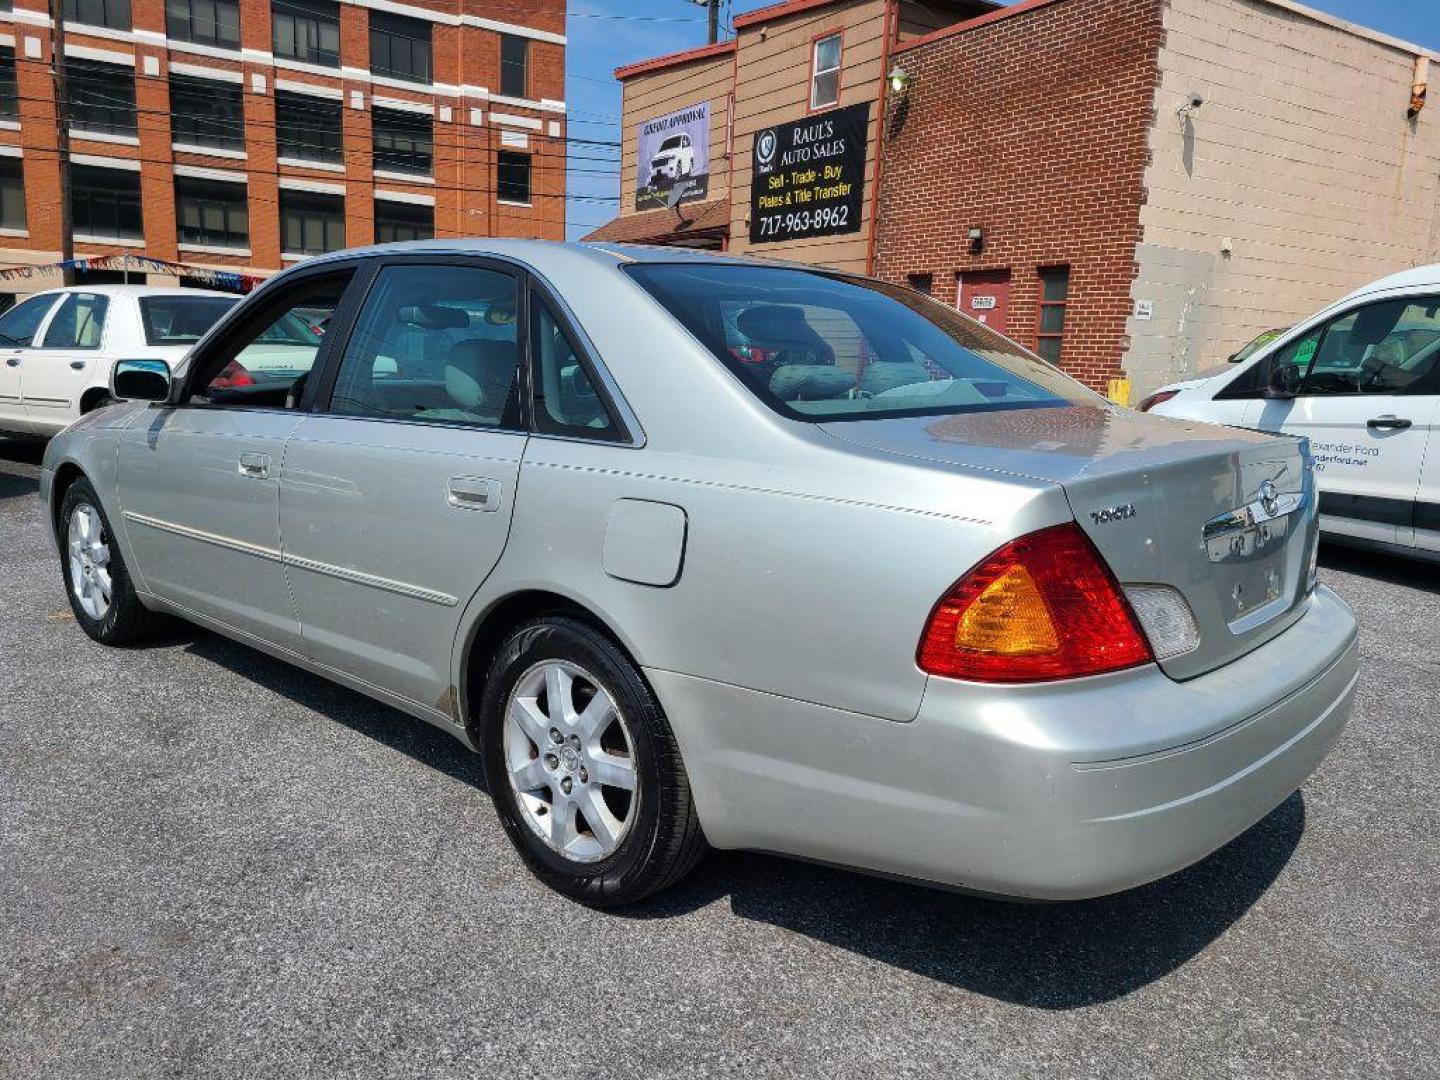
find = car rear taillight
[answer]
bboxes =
[1136,389,1179,412]
[917,523,1154,683]
[210,359,254,389]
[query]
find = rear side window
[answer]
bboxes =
[41,293,109,349]
[328,264,522,428]
[625,263,1094,422]
[0,294,57,347]
[139,295,238,345]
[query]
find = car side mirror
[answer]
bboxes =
[1264,361,1300,399]
[112,359,171,402]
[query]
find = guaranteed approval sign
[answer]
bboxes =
[749,102,870,245]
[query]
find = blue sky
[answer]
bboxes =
[563,0,1440,239]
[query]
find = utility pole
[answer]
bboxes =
[46,0,74,286]
[691,0,720,45]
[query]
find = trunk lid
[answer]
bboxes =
[820,405,1317,680]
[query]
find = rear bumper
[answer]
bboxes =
[652,585,1358,900]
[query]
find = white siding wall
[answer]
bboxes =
[1126,0,1440,396]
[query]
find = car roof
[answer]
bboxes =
[1337,263,1440,303]
[25,285,237,299]
[290,238,831,280]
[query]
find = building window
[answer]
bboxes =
[0,158,25,232]
[374,198,433,243]
[1036,266,1069,364]
[170,74,245,151]
[280,189,345,254]
[372,107,432,176]
[497,151,531,204]
[907,273,933,295]
[276,90,342,163]
[63,0,131,31]
[176,176,249,249]
[499,33,527,98]
[166,0,239,50]
[272,0,340,68]
[67,59,137,137]
[810,32,841,110]
[71,164,143,240]
[0,48,17,120]
[370,12,431,84]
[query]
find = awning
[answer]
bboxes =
[583,197,731,247]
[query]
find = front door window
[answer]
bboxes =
[191,274,351,409]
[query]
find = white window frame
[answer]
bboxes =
[809,31,842,111]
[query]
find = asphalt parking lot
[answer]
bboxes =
[1,437,1436,1080]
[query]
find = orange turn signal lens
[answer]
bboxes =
[954,565,1060,656]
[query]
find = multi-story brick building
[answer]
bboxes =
[588,0,1440,398]
[0,0,567,297]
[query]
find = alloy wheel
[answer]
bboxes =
[67,503,112,622]
[503,659,639,863]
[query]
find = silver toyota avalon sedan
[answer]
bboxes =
[39,241,1359,907]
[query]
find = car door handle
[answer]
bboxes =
[4,357,17,367]
[238,452,271,479]
[447,476,501,512]
[69,360,85,370]
[1367,415,1412,431]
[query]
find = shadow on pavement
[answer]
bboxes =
[0,438,43,499]
[1319,541,1439,595]
[631,792,1304,1009]
[182,630,490,795]
[164,611,1302,1011]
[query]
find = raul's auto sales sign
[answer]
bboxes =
[750,102,869,244]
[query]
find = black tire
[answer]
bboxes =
[479,616,707,907]
[58,477,165,646]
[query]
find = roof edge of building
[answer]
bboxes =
[615,40,737,81]
[893,0,1065,54]
[734,0,997,32]
[582,197,733,245]
[893,0,1438,59]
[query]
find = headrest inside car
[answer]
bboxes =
[444,338,518,412]
[735,305,816,342]
[399,304,470,330]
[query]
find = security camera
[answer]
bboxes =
[1187,94,1204,109]
[1177,94,1204,120]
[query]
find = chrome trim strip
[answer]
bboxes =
[122,510,282,562]
[282,553,459,607]
[124,509,459,607]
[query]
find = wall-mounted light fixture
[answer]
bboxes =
[1410,56,1429,118]
[967,227,984,255]
[888,65,912,97]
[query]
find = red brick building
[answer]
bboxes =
[874,0,1164,391]
[592,0,1440,397]
[0,0,566,295]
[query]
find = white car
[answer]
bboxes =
[1140,264,1440,559]
[648,133,695,185]
[0,285,238,439]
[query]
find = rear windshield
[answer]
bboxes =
[624,263,1096,421]
[139,295,238,345]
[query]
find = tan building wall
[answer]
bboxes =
[726,0,889,273]
[1126,0,1440,396]
[618,49,735,214]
